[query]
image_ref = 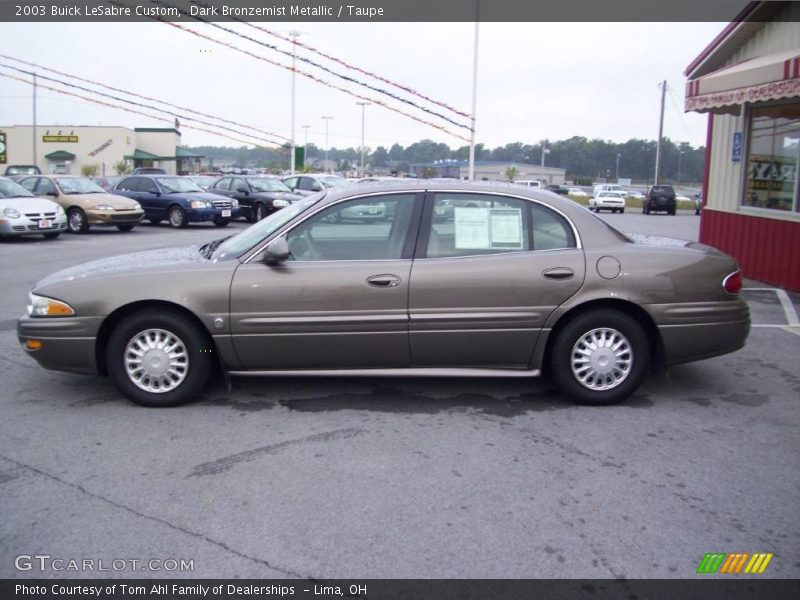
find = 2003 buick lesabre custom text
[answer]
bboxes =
[17,182,750,408]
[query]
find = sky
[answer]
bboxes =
[0,20,726,152]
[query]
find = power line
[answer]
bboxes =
[150,0,471,132]
[187,0,470,119]
[0,62,285,147]
[666,85,701,147]
[0,53,290,143]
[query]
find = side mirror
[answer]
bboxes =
[264,237,289,263]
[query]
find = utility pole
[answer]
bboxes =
[289,31,301,175]
[322,116,333,173]
[301,124,310,169]
[616,153,621,181]
[678,150,684,185]
[468,2,480,181]
[32,72,37,170]
[655,80,667,185]
[357,102,369,177]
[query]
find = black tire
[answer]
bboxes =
[43,232,61,239]
[67,207,89,233]
[117,224,135,232]
[644,203,651,215]
[668,206,676,216]
[549,309,650,405]
[168,205,188,229]
[255,202,269,221]
[245,206,258,224]
[149,219,161,226]
[106,308,214,407]
[620,208,625,214]
[213,218,230,227]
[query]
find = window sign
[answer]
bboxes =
[732,132,742,162]
[455,207,523,250]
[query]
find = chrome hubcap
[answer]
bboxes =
[170,210,182,226]
[124,329,189,394]
[69,211,83,230]
[570,327,633,391]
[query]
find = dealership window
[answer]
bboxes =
[743,103,800,212]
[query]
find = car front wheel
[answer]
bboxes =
[67,207,89,233]
[550,310,650,405]
[106,309,214,407]
[255,203,269,221]
[168,206,188,228]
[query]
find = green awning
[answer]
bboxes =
[44,150,76,160]
[124,148,162,160]
[175,146,204,158]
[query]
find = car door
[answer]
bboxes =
[408,192,585,368]
[138,177,167,220]
[229,192,423,369]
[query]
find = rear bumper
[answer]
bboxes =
[648,299,750,365]
[17,315,101,374]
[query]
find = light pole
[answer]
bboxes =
[301,124,310,169]
[468,7,480,181]
[616,153,621,181]
[289,30,302,175]
[540,143,550,183]
[678,150,684,185]
[356,102,369,177]
[322,116,333,173]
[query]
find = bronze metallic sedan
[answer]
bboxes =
[17,182,749,407]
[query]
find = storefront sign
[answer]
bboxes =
[89,139,114,157]
[732,132,743,162]
[0,132,6,164]
[42,135,78,143]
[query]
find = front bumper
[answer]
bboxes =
[87,209,145,226]
[0,215,67,236]
[17,315,102,374]
[187,207,241,222]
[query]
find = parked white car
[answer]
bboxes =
[567,187,588,197]
[589,191,627,213]
[0,176,67,239]
[626,190,645,200]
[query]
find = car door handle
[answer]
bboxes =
[543,268,574,280]
[367,274,401,288]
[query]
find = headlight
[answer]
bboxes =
[3,207,21,219]
[132,202,141,210]
[273,199,290,208]
[231,199,239,207]
[191,200,210,209]
[93,204,115,211]
[27,293,75,317]
[56,205,65,215]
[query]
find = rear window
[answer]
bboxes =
[651,186,673,193]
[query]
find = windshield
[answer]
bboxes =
[190,176,217,188]
[248,177,292,193]
[156,177,204,193]
[0,178,35,198]
[213,194,322,259]
[55,177,105,194]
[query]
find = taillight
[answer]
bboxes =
[723,270,742,295]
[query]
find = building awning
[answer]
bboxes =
[124,148,163,161]
[686,47,800,115]
[175,146,204,159]
[44,150,76,160]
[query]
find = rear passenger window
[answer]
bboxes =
[531,203,576,250]
[213,178,231,191]
[116,177,139,192]
[426,194,530,258]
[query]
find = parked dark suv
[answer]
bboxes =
[643,185,677,215]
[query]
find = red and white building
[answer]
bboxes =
[685,1,800,290]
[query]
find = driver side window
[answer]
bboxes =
[285,194,416,261]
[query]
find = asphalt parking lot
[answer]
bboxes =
[1,209,798,580]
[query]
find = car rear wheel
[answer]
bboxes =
[168,206,188,229]
[550,310,650,405]
[67,207,89,233]
[117,224,135,232]
[668,206,676,215]
[106,309,213,407]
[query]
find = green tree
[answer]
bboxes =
[505,165,519,182]
[80,164,99,177]
[112,160,131,175]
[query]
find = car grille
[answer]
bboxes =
[212,200,232,209]
[24,211,57,223]
[110,213,141,222]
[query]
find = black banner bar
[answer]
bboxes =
[0,0,763,23]
[3,579,800,600]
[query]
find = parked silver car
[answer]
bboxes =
[18,181,749,407]
[0,177,67,239]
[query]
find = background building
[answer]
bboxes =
[0,125,203,175]
[685,1,800,290]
